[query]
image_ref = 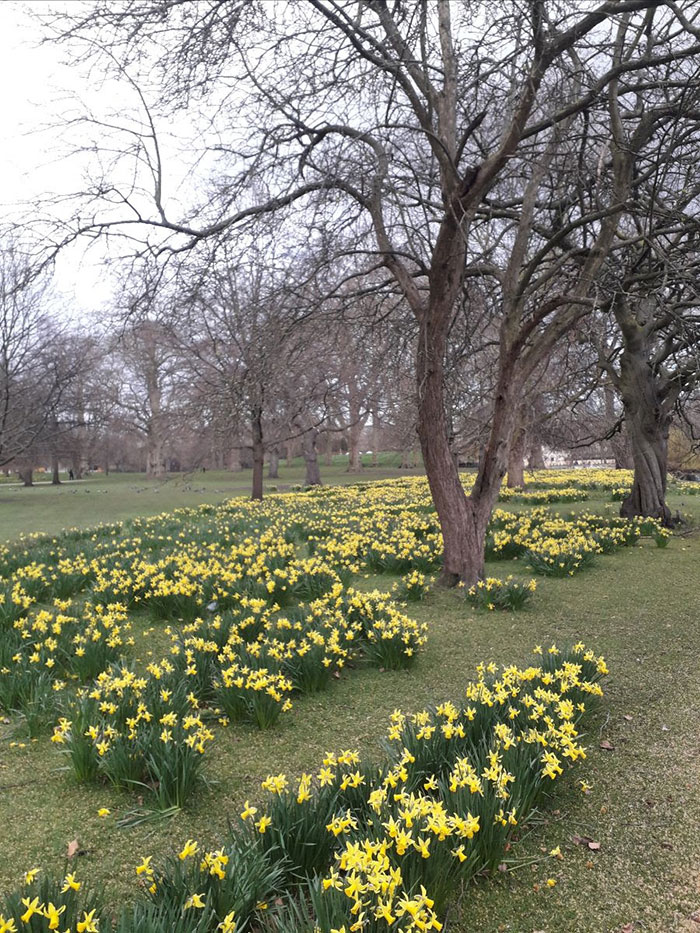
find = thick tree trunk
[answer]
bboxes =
[619,374,672,524]
[51,455,61,485]
[268,447,279,479]
[228,447,242,472]
[506,421,526,487]
[251,410,264,501]
[324,431,333,466]
[146,437,165,477]
[615,301,672,524]
[347,425,363,472]
[285,440,295,468]
[416,310,504,585]
[303,430,322,486]
[19,467,33,487]
[619,422,671,523]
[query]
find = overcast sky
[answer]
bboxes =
[0,1,128,317]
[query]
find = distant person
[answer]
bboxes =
[68,468,74,480]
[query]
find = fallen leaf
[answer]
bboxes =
[585,860,594,869]
[497,862,508,873]
[623,714,633,722]
[67,839,80,859]
[659,841,674,850]
[599,740,615,750]
[573,834,593,847]
[620,924,636,933]
[588,841,601,851]
[333,671,341,679]
[661,725,670,732]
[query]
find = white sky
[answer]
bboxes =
[0,1,132,318]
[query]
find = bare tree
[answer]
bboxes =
[0,247,79,478]
[174,241,333,498]
[40,1,700,579]
[110,315,185,476]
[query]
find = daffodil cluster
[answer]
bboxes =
[4,642,607,932]
[464,575,537,610]
[104,642,606,933]
[0,471,674,818]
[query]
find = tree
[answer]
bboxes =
[597,244,700,523]
[0,247,76,477]
[42,1,700,580]
[175,241,332,499]
[111,316,184,476]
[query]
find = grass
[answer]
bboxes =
[1,483,699,931]
[0,453,420,542]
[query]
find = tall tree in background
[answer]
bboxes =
[0,246,77,479]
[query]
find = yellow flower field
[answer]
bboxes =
[0,469,694,931]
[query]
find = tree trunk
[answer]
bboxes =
[371,413,380,466]
[268,447,279,479]
[527,440,545,470]
[506,421,526,487]
[469,361,522,568]
[347,425,363,472]
[416,312,491,586]
[619,357,672,523]
[400,446,417,469]
[324,430,333,466]
[303,430,322,486]
[146,437,165,477]
[251,409,264,501]
[51,454,61,485]
[615,299,672,524]
[146,367,166,477]
[228,447,242,472]
[19,467,33,487]
[619,421,671,523]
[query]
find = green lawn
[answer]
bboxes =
[0,455,420,542]
[0,484,699,932]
